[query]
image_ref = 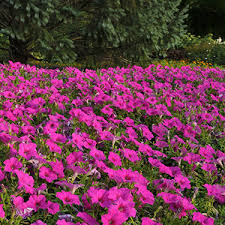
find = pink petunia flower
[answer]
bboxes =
[50,133,67,143]
[0,167,5,181]
[49,159,65,179]
[47,201,60,215]
[3,91,15,99]
[199,145,216,159]
[108,187,133,202]
[0,133,12,144]
[204,184,225,204]
[46,139,62,154]
[36,183,47,194]
[154,140,169,148]
[77,212,99,225]
[21,126,36,135]
[71,133,84,150]
[153,178,177,192]
[12,195,27,212]
[138,143,154,157]
[101,208,127,225]
[109,197,136,219]
[99,130,114,141]
[56,191,80,206]
[183,125,196,139]
[158,164,173,177]
[141,126,154,140]
[18,143,37,160]
[122,148,140,162]
[201,113,214,123]
[119,168,137,184]
[126,127,138,139]
[66,151,83,165]
[152,124,168,137]
[210,94,219,102]
[157,192,196,218]
[44,121,59,134]
[175,175,191,190]
[16,170,35,194]
[0,204,5,218]
[142,217,162,225]
[108,152,122,167]
[31,220,47,225]
[101,105,114,116]
[135,184,154,205]
[27,195,47,212]
[39,166,58,183]
[201,163,217,174]
[81,194,92,210]
[90,149,106,161]
[5,110,18,121]
[192,212,214,225]
[183,153,201,165]
[56,219,75,225]
[87,187,111,208]
[92,119,102,132]
[155,104,172,116]
[124,117,135,127]
[4,157,22,173]
[83,138,97,150]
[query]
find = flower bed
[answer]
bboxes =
[0,61,224,225]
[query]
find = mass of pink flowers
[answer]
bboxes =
[0,61,224,224]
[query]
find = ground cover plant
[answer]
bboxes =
[0,61,224,225]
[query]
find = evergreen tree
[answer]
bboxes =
[0,0,79,63]
[76,0,188,65]
[0,0,188,65]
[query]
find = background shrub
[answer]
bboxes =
[208,44,225,65]
[182,33,215,62]
[178,33,225,66]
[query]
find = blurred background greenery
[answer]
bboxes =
[0,0,225,69]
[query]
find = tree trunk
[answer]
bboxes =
[9,37,28,64]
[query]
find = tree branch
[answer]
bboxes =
[0,10,12,23]
[0,21,8,29]
[47,19,65,31]
[71,36,82,41]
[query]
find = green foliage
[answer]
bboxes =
[80,0,188,63]
[181,33,216,62]
[0,0,188,64]
[0,0,79,63]
[208,44,225,65]
[0,34,9,62]
[180,33,225,65]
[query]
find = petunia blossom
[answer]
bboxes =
[142,217,162,225]
[27,195,47,212]
[56,191,80,206]
[47,201,60,215]
[0,204,5,218]
[31,220,47,225]
[192,212,214,225]
[101,208,127,225]
[108,152,122,167]
[4,157,23,173]
[39,166,58,183]
[77,212,99,225]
